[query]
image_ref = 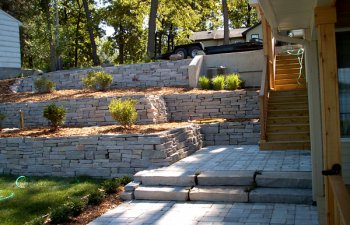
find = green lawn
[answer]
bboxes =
[0,175,104,225]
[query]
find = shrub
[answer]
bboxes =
[0,112,5,130]
[50,205,71,224]
[65,198,87,216]
[108,98,138,128]
[34,77,55,93]
[24,216,46,225]
[117,176,133,186]
[198,76,211,90]
[88,189,105,205]
[212,75,226,90]
[43,104,66,130]
[102,179,119,194]
[82,70,113,91]
[226,73,243,90]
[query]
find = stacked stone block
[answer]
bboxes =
[15,59,192,92]
[164,90,259,121]
[0,125,202,177]
[200,121,260,146]
[0,95,168,128]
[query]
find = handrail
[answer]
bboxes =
[329,175,350,225]
[259,56,269,141]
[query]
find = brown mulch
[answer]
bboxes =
[62,188,123,225]
[192,118,259,123]
[0,122,192,138]
[0,78,19,95]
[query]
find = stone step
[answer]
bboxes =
[134,169,195,186]
[256,172,312,188]
[189,186,248,202]
[134,186,190,201]
[197,170,255,186]
[250,188,313,204]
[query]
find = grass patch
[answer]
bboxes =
[0,175,104,225]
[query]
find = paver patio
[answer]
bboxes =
[89,145,317,225]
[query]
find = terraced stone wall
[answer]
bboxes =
[15,59,192,92]
[0,95,168,128]
[0,125,202,178]
[200,121,260,145]
[164,90,259,121]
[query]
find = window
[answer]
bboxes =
[251,34,259,39]
[336,31,350,137]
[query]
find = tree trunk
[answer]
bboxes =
[247,3,252,27]
[74,1,83,68]
[42,0,57,71]
[222,0,229,45]
[118,24,125,64]
[82,0,99,66]
[147,0,159,59]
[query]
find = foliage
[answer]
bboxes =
[108,98,138,128]
[226,73,243,90]
[0,175,102,225]
[88,189,105,205]
[101,179,119,194]
[34,77,55,93]
[65,198,87,217]
[43,104,66,130]
[198,76,211,90]
[50,205,71,224]
[24,216,45,225]
[82,70,113,91]
[212,75,226,90]
[117,176,133,186]
[227,0,259,28]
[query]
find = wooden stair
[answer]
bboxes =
[274,55,306,91]
[260,52,310,150]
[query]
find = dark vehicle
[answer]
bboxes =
[159,39,263,59]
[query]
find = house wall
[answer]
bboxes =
[200,37,246,48]
[200,50,264,87]
[0,10,21,79]
[245,25,263,42]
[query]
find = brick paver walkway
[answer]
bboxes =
[88,145,317,225]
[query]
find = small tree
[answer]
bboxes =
[43,104,66,130]
[108,98,138,128]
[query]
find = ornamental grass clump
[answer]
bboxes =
[108,98,138,128]
[43,104,66,131]
[212,75,226,90]
[198,76,211,90]
[226,73,243,90]
[82,70,113,91]
[34,77,56,93]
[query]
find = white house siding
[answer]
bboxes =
[245,25,263,42]
[0,10,21,76]
[200,38,246,48]
[341,139,350,184]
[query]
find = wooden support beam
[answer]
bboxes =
[315,5,342,225]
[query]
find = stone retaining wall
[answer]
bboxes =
[0,95,168,128]
[0,125,202,178]
[200,121,260,146]
[164,90,259,121]
[16,60,192,92]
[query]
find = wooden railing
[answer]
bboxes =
[328,175,350,225]
[259,56,269,141]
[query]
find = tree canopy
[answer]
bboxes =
[0,0,258,71]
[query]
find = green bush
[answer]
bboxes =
[198,76,211,90]
[65,198,87,216]
[82,70,113,91]
[212,75,226,90]
[117,176,133,186]
[50,205,71,224]
[24,216,46,225]
[88,189,105,205]
[34,77,55,93]
[108,98,138,128]
[226,73,243,90]
[102,179,119,194]
[43,104,66,130]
